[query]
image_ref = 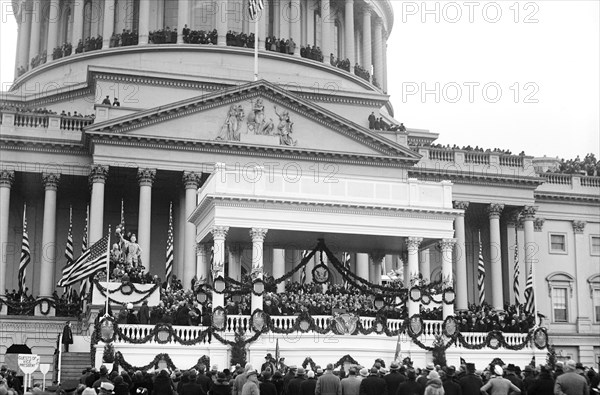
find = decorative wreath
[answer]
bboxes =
[533,327,548,349]
[442,315,459,338]
[408,314,424,337]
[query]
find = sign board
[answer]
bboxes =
[39,363,50,375]
[18,354,40,374]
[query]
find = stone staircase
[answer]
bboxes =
[60,352,89,388]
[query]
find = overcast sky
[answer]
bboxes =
[0,0,598,160]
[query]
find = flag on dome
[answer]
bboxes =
[524,266,535,314]
[477,230,485,305]
[58,233,110,287]
[18,204,30,296]
[165,202,174,288]
[513,231,520,305]
[248,0,264,20]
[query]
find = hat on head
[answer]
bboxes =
[390,362,400,371]
[82,389,97,395]
[406,369,416,380]
[426,363,435,371]
[265,353,273,359]
[524,365,534,373]
[427,370,440,380]
[296,367,306,376]
[565,360,577,371]
[316,368,324,375]
[246,370,258,378]
[217,372,227,382]
[99,366,108,375]
[289,365,297,371]
[101,382,115,391]
[576,363,584,370]
[466,363,475,373]
[506,364,516,372]
[370,367,378,375]
[307,371,315,379]
[494,365,503,376]
[359,368,369,377]
[446,366,456,376]
[126,303,133,310]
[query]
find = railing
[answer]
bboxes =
[60,116,94,131]
[423,320,443,336]
[116,324,210,344]
[14,112,49,128]
[581,176,600,188]
[428,148,455,162]
[499,155,524,167]
[457,331,530,348]
[541,173,573,186]
[465,151,490,165]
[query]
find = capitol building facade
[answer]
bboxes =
[0,0,599,380]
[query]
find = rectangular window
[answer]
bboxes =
[552,287,568,322]
[591,236,600,255]
[550,234,566,253]
[593,289,600,323]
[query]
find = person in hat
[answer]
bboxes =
[301,371,318,395]
[181,370,204,395]
[441,367,461,395]
[260,371,278,395]
[262,353,276,373]
[316,364,341,395]
[396,369,423,395]
[383,362,406,395]
[61,321,73,352]
[242,371,260,395]
[359,367,386,395]
[358,368,369,381]
[505,364,523,392]
[154,369,174,395]
[554,359,589,395]
[197,364,213,394]
[112,375,129,395]
[288,368,306,395]
[212,372,232,395]
[102,96,111,105]
[527,365,554,395]
[459,363,483,395]
[480,365,521,395]
[424,370,443,395]
[93,366,111,391]
[283,365,298,395]
[521,365,536,394]
[233,364,254,395]
[341,367,361,395]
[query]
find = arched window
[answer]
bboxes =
[546,272,575,323]
[588,274,600,323]
[83,0,92,39]
[61,5,72,45]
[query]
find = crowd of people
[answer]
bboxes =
[52,43,74,60]
[456,303,535,333]
[300,45,324,62]
[227,32,256,48]
[555,153,599,176]
[367,112,406,132]
[5,355,599,395]
[330,55,351,72]
[266,37,297,55]
[75,37,104,54]
[149,28,179,44]
[411,142,527,156]
[181,29,219,45]
[1,286,82,316]
[109,30,139,48]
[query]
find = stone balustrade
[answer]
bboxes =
[0,110,94,138]
[538,173,600,194]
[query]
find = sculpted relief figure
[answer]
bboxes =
[216,104,245,141]
[274,105,297,146]
[247,98,274,136]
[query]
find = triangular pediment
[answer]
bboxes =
[86,80,420,163]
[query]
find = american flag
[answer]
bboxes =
[248,0,264,20]
[165,202,174,287]
[524,266,535,315]
[79,205,89,297]
[120,198,125,227]
[513,231,520,305]
[58,233,109,287]
[18,204,30,296]
[477,230,485,305]
[342,252,351,289]
[300,250,309,285]
[63,206,74,294]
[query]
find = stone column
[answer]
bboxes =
[453,201,469,311]
[369,252,384,285]
[228,244,243,281]
[356,253,369,280]
[273,0,280,38]
[289,0,301,56]
[16,10,32,73]
[361,7,371,73]
[102,0,115,48]
[177,0,190,43]
[216,0,228,45]
[521,206,536,275]
[382,34,387,91]
[89,164,108,243]
[196,243,209,282]
[273,248,286,293]
[419,249,430,282]
[211,226,228,309]
[137,169,155,273]
[0,170,15,314]
[440,238,456,318]
[182,171,200,289]
[279,0,289,39]
[321,0,333,62]
[46,0,60,57]
[72,0,85,49]
[250,228,268,312]
[28,0,42,65]
[38,173,60,298]
[138,0,151,44]
[407,237,422,316]
[372,18,383,87]
[344,0,355,70]
[487,203,504,310]
[572,220,589,331]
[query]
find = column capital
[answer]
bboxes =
[572,220,586,234]
[250,228,268,242]
[89,164,109,184]
[406,237,423,251]
[369,251,385,263]
[453,201,470,211]
[534,218,545,232]
[42,173,60,190]
[137,168,156,187]
[486,203,504,219]
[211,226,229,240]
[521,205,537,220]
[506,209,522,227]
[438,238,456,252]
[361,6,372,16]
[0,170,15,187]
[182,171,201,189]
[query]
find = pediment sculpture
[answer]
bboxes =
[215,99,297,146]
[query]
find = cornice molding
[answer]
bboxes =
[408,168,544,188]
[534,191,600,204]
[0,137,88,155]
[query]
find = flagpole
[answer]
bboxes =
[104,225,111,317]
[254,10,259,81]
